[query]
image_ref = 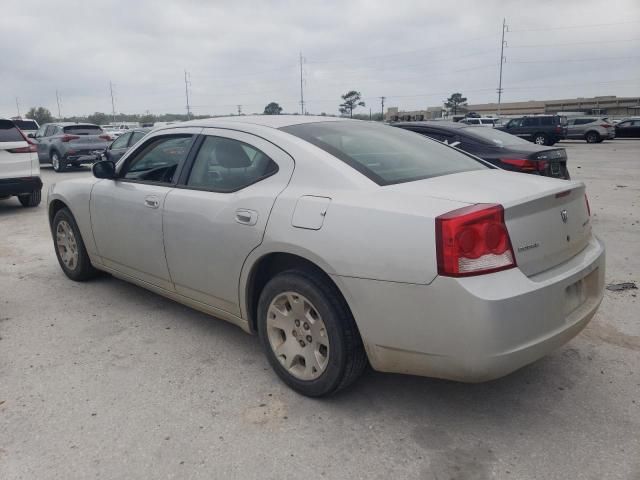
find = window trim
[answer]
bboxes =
[115,133,196,187]
[174,134,280,194]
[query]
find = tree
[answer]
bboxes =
[339,91,365,118]
[25,107,54,125]
[444,93,468,115]
[87,112,109,125]
[263,102,283,115]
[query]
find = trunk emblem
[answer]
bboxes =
[561,209,568,223]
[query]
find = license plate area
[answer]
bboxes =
[550,162,561,176]
[564,269,598,316]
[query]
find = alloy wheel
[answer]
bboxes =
[52,153,60,171]
[56,220,79,270]
[266,292,330,381]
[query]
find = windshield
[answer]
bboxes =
[281,121,486,185]
[461,126,532,147]
[12,119,38,130]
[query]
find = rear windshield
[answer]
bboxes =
[12,119,38,130]
[462,126,531,147]
[281,121,486,185]
[0,120,24,142]
[64,125,103,135]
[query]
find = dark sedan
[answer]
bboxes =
[100,128,150,162]
[614,118,640,138]
[394,121,570,179]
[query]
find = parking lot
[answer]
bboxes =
[1,139,638,479]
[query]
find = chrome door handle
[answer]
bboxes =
[144,196,160,209]
[235,209,258,226]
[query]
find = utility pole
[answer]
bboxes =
[184,70,192,120]
[497,18,508,117]
[15,97,20,117]
[109,81,116,123]
[369,107,372,120]
[237,105,242,116]
[380,96,386,121]
[55,90,62,119]
[299,51,305,115]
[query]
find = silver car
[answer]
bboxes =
[47,116,605,397]
[566,117,615,143]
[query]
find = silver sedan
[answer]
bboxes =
[47,115,605,397]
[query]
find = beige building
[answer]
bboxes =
[386,95,640,121]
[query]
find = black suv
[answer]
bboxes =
[495,115,568,146]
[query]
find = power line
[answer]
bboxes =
[509,38,640,48]
[510,55,640,64]
[509,19,640,33]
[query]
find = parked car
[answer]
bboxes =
[0,119,42,207]
[566,117,615,143]
[11,118,40,136]
[458,117,497,126]
[101,128,150,162]
[394,121,570,179]
[31,123,112,172]
[614,118,640,138]
[48,116,605,397]
[495,115,568,145]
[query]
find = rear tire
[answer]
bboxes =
[18,190,41,207]
[52,208,99,281]
[257,269,367,397]
[533,133,548,145]
[51,151,66,172]
[586,131,600,143]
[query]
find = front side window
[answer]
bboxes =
[282,122,486,186]
[508,119,522,128]
[186,136,278,191]
[110,132,130,149]
[129,131,147,146]
[121,135,192,184]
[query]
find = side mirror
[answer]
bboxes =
[92,160,116,179]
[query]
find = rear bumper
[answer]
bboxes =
[0,176,43,196]
[335,235,605,382]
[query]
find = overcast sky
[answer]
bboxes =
[1,0,639,118]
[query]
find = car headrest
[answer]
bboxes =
[216,139,252,168]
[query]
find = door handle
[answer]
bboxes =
[235,209,258,226]
[144,195,160,209]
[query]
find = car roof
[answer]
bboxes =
[174,115,349,130]
[393,121,469,131]
[45,122,101,127]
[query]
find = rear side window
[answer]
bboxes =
[64,125,103,135]
[12,119,38,130]
[282,122,486,186]
[0,120,24,142]
[186,136,278,192]
[540,117,553,126]
[522,118,540,127]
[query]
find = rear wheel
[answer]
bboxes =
[257,270,367,397]
[52,208,99,281]
[533,133,548,145]
[586,131,600,143]
[51,151,66,172]
[18,190,41,207]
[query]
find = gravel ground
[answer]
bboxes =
[1,139,638,480]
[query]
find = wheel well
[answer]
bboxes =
[48,199,68,225]
[245,252,347,333]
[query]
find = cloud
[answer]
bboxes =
[1,0,639,117]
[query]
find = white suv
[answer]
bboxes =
[0,119,42,207]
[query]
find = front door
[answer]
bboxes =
[162,129,294,315]
[105,131,131,162]
[90,129,199,289]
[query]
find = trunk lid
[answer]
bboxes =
[386,169,591,276]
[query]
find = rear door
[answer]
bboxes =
[162,129,294,315]
[0,120,32,179]
[520,117,539,140]
[35,125,57,161]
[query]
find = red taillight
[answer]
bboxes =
[585,194,591,216]
[61,134,80,142]
[436,204,516,277]
[99,134,112,141]
[8,129,38,153]
[500,158,546,172]
[555,126,563,133]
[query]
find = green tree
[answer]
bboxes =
[263,102,283,115]
[26,107,54,125]
[444,93,468,115]
[339,90,365,118]
[87,112,109,125]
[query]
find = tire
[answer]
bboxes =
[51,151,66,172]
[533,133,548,145]
[257,270,367,397]
[18,189,41,207]
[52,207,99,281]
[586,131,600,144]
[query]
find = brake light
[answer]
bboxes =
[436,204,516,277]
[585,194,591,216]
[600,124,611,128]
[99,134,113,141]
[500,158,547,172]
[8,129,38,153]
[61,134,80,142]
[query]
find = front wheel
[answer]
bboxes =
[257,270,367,397]
[18,190,41,207]
[52,208,99,281]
